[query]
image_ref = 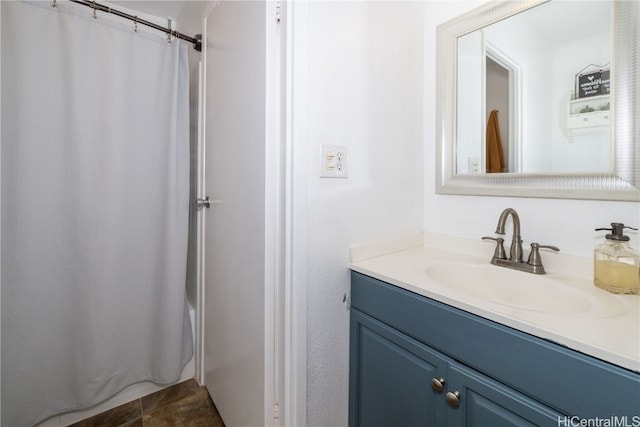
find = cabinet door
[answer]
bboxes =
[446,362,564,427]
[350,309,448,427]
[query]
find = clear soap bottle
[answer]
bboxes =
[594,223,640,294]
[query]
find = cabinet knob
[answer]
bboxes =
[431,378,445,393]
[446,391,461,408]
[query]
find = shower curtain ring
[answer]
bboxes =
[92,0,97,19]
[52,0,56,8]
[134,16,138,32]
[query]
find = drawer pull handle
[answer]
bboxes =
[446,391,461,408]
[431,378,445,393]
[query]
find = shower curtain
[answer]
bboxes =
[1,2,193,426]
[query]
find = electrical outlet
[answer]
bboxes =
[320,144,348,178]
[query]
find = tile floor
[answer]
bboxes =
[67,379,225,427]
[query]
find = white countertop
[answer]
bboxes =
[349,233,640,373]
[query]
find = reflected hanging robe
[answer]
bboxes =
[1,2,193,426]
[486,110,505,173]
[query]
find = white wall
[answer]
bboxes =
[291,2,425,425]
[550,31,610,172]
[424,2,639,259]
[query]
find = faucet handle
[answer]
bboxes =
[527,243,560,267]
[482,236,507,260]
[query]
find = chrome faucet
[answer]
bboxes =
[482,208,559,274]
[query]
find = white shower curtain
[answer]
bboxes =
[1,2,193,426]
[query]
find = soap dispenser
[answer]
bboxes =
[594,223,640,294]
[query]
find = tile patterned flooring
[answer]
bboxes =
[68,380,225,427]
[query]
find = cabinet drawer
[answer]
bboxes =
[351,271,640,419]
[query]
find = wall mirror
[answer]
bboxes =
[436,0,639,201]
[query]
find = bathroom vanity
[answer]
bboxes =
[349,235,640,426]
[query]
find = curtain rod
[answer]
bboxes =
[65,0,202,51]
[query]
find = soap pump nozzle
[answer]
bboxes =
[595,223,637,241]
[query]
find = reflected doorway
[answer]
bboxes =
[484,44,520,173]
[486,57,509,172]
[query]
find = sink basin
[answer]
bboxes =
[424,262,628,317]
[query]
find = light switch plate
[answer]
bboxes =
[320,144,348,178]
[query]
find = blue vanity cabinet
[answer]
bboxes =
[349,308,562,427]
[349,271,640,426]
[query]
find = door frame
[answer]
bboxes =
[283,1,308,425]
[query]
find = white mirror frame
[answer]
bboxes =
[436,0,639,201]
